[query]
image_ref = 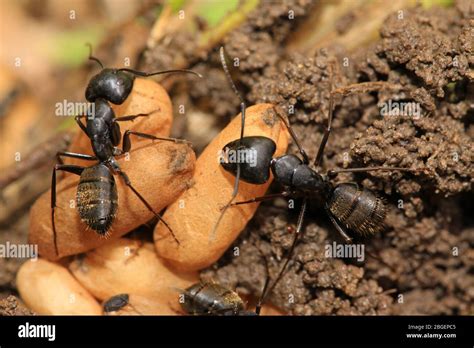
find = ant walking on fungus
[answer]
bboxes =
[50,45,201,256]
[213,47,426,306]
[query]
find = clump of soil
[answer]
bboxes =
[201,3,473,315]
[0,218,29,300]
[0,295,34,316]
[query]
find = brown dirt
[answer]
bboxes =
[0,295,35,316]
[0,217,29,300]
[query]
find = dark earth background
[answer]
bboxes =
[0,0,472,315]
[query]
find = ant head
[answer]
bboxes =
[220,136,276,185]
[85,68,134,104]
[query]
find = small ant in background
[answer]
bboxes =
[180,245,272,315]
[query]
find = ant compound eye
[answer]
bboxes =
[116,78,124,86]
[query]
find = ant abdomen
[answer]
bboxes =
[76,164,118,235]
[328,183,387,236]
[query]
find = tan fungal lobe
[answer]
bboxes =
[154,104,289,272]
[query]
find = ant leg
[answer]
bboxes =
[116,170,180,245]
[325,208,353,243]
[51,164,85,257]
[56,151,96,164]
[112,111,158,147]
[114,111,156,122]
[313,65,401,167]
[327,166,427,178]
[257,199,308,312]
[121,130,191,153]
[230,191,293,206]
[314,61,336,167]
[274,111,309,164]
[254,245,271,315]
[325,207,396,270]
[75,116,89,137]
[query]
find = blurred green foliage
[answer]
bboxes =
[168,0,239,27]
[196,0,239,27]
[421,0,453,7]
[50,28,103,68]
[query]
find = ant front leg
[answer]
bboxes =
[274,111,309,164]
[55,151,97,165]
[114,111,157,123]
[313,63,402,167]
[75,115,89,137]
[51,164,85,257]
[230,191,293,206]
[121,130,191,153]
[115,169,180,245]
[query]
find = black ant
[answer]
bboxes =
[103,294,131,314]
[50,45,201,257]
[180,245,271,316]
[180,282,258,315]
[213,47,426,307]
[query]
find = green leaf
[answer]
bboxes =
[420,0,453,8]
[49,28,103,68]
[196,0,239,28]
[168,0,187,13]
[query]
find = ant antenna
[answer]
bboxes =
[219,46,246,140]
[314,60,335,167]
[208,47,246,242]
[118,68,202,79]
[84,43,202,79]
[85,43,104,69]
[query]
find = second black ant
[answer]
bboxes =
[213,47,426,306]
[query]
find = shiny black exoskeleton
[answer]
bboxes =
[50,45,201,256]
[103,294,129,314]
